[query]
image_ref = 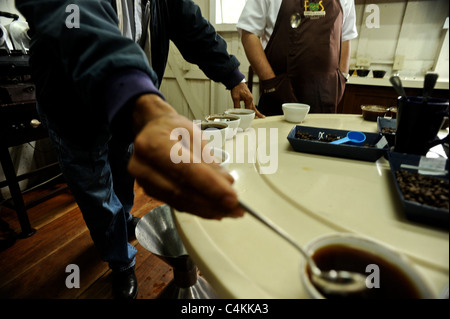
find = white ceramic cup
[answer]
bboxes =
[282,103,310,123]
[199,121,228,149]
[224,108,255,131]
[300,233,436,299]
[205,114,241,140]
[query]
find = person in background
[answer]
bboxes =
[237,0,358,116]
[15,0,252,299]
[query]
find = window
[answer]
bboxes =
[212,0,246,25]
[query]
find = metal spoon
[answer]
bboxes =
[389,75,407,100]
[290,13,301,28]
[422,72,438,104]
[239,201,368,296]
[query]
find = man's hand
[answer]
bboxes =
[231,82,265,118]
[128,94,244,220]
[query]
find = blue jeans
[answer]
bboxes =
[38,106,137,272]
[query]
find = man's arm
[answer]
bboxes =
[164,0,261,116]
[16,0,244,220]
[241,30,275,81]
[167,0,242,88]
[340,40,351,73]
[16,0,160,123]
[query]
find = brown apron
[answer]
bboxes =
[258,0,345,115]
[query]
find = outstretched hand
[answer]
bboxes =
[231,82,265,118]
[128,94,245,220]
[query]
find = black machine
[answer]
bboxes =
[1,11,63,240]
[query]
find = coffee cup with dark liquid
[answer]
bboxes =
[199,121,228,150]
[224,108,255,131]
[300,233,436,299]
[205,114,241,140]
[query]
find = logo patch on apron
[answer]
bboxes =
[304,0,326,19]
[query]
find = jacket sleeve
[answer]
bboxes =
[15,0,163,125]
[166,0,245,89]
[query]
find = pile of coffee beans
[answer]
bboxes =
[381,127,396,134]
[295,131,340,142]
[395,170,449,210]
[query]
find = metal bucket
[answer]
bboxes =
[136,204,217,299]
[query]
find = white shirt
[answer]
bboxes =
[237,0,358,49]
[116,0,143,42]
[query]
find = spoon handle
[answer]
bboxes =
[239,201,317,270]
[330,137,350,145]
[423,72,438,103]
[389,75,407,99]
[240,201,369,295]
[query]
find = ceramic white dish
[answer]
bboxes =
[205,114,241,140]
[199,121,228,149]
[224,108,255,131]
[282,103,310,123]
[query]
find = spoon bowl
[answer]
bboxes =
[330,131,366,145]
[239,201,368,296]
[290,13,301,28]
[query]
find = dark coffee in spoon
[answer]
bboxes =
[308,244,422,299]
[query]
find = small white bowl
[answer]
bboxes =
[199,121,228,149]
[300,233,436,299]
[224,108,255,131]
[205,114,241,139]
[282,103,310,123]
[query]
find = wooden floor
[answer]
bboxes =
[0,181,175,299]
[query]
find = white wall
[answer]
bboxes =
[351,0,449,80]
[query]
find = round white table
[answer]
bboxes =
[174,114,449,299]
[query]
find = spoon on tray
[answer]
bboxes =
[239,201,368,296]
[330,131,366,145]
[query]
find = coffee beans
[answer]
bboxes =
[295,131,340,142]
[395,170,449,210]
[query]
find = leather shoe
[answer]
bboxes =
[112,266,138,299]
[127,216,140,241]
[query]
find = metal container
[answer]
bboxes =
[136,204,218,299]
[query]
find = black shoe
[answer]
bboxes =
[112,266,138,299]
[127,216,140,241]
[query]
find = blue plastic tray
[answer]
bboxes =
[388,152,449,228]
[287,125,388,162]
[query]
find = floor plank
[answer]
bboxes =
[0,182,174,299]
[0,205,87,289]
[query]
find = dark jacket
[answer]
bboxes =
[16,0,243,144]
